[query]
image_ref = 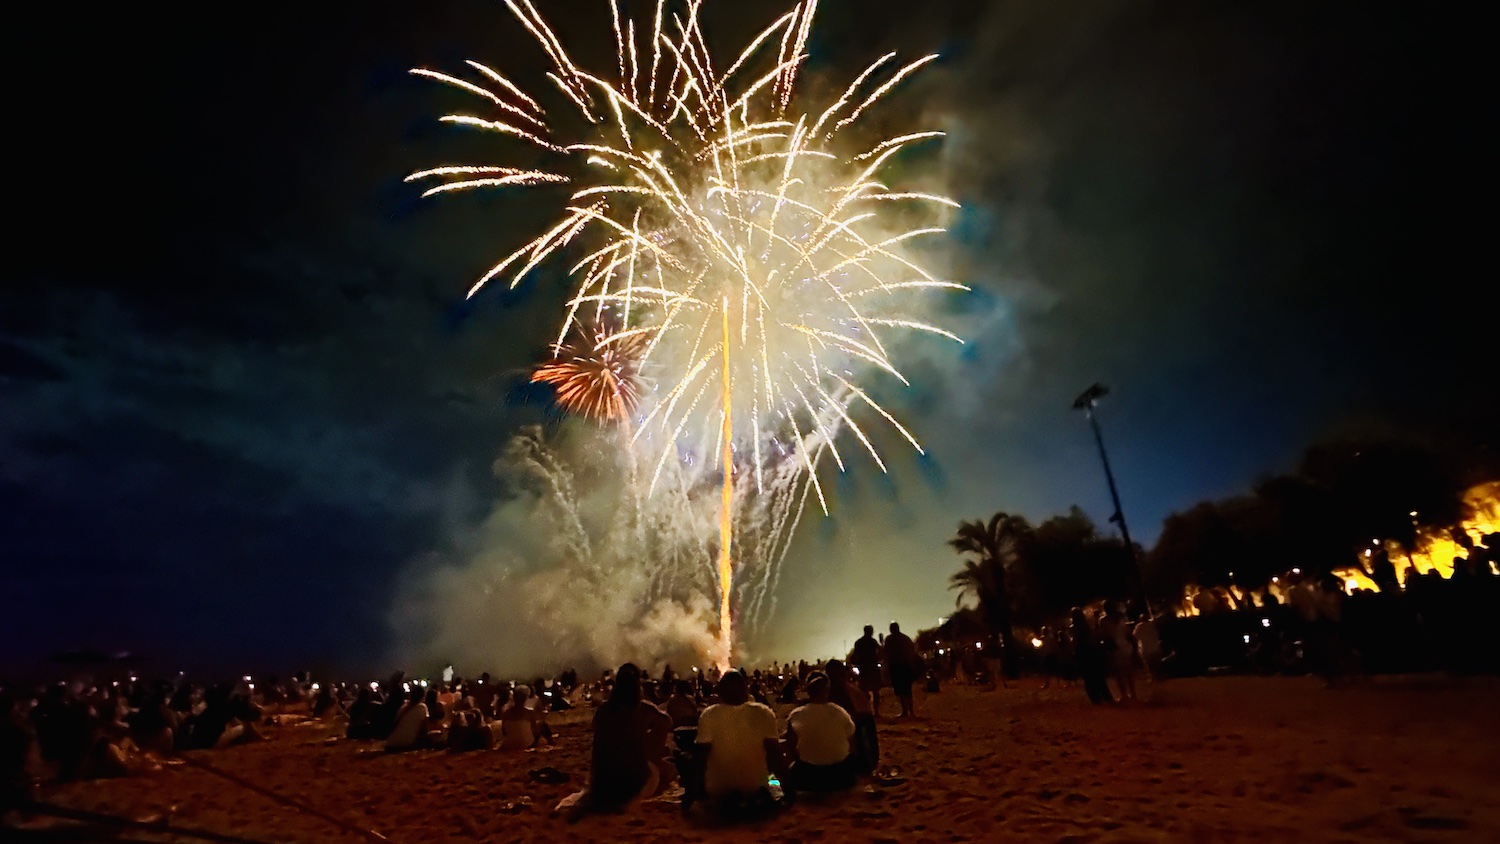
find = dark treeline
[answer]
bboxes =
[939,430,1500,679]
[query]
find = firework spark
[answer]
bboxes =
[412,0,964,662]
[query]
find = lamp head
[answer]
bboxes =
[1072,383,1109,410]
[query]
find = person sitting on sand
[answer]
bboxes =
[665,680,699,728]
[825,659,878,774]
[498,686,554,750]
[384,686,430,751]
[583,663,675,812]
[784,673,857,795]
[422,687,447,734]
[693,670,784,807]
[345,689,379,740]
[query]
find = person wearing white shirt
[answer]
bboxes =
[694,671,783,804]
[384,688,429,751]
[785,673,856,795]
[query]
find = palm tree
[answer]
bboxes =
[949,513,1025,679]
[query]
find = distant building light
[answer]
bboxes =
[1261,618,1271,628]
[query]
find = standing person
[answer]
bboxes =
[1071,607,1112,705]
[584,663,675,813]
[883,622,921,718]
[1318,575,1353,685]
[1133,613,1165,683]
[471,673,498,718]
[848,625,884,718]
[693,671,783,809]
[1099,603,1137,702]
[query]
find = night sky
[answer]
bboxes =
[4,0,1486,676]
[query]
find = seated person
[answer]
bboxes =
[384,688,430,751]
[498,686,553,750]
[345,690,379,740]
[826,659,878,774]
[784,673,857,794]
[664,680,699,728]
[584,663,675,812]
[693,671,783,807]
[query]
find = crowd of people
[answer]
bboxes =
[13,569,1488,826]
[2,621,936,821]
[575,639,908,819]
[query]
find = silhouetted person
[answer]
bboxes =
[346,689,378,739]
[586,663,674,813]
[825,659,877,774]
[665,680,699,728]
[1369,547,1400,593]
[884,622,921,718]
[1071,607,1112,705]
[849,625,883,717]
[471,672,498,718]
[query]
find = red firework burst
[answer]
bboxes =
[531,321,648,423]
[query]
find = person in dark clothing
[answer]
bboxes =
[585,663,674,813]
[849,625,884,717]
[884,622,921,718]
[1071,607,1114,705]
[345,689,380,740]
[826,659,878,774]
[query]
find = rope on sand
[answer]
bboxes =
[172,752,394,844]
[7,799,277,844]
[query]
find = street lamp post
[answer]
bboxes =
[1072,383,1151,615]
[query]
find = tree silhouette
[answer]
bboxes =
[948,513,1026,679]
[1019,507,1134,620]
[1299,438,1470,568]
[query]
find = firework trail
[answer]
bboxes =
[411,0,963,663]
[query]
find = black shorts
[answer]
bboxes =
[890,669,916,696]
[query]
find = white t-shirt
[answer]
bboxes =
[384,702,428,750]
[696,701,778,796]
[788,702,854,766]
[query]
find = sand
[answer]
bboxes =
[22,675,1500,843]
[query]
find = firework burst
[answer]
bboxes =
[411,0,965,661]
[531,319,648,424]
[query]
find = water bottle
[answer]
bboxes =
[766,774,784,802]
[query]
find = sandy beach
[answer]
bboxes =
[25,675,1500,843]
